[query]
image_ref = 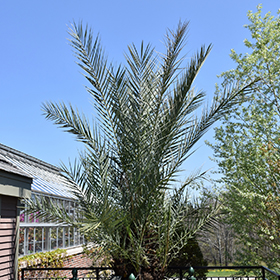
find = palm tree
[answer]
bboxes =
[29,21,255,280]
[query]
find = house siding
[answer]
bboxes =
[0,195,18,280]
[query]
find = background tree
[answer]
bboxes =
[208,5,280,271]
[198,210,236,266]
[27,21,254,279]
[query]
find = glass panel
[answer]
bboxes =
[69,201,75,219]
[51,227,57,250]
[26,194,42,223]
[74,228,79,245]
[29,211,40,223]
[70,227,74,246]
[19,228,24,255]
[80,233,84,245]
[20,209,25,223]
[43,227,51,251]
[57,227,63,248]
[41,227,45,251]
[73,202,77,221]
[57,199,63,209]
[27,227,34,254]
[65,201,70,214]
[65,227,69,247]
[35,227,43,252]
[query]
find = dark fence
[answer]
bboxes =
[21,267,115,280]
[21,265,280,280]
[168,266,280,280]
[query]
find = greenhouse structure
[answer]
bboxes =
[0,143,85,257]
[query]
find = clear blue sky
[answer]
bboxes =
[1,1,279,184]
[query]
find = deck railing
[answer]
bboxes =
[168,266,280,280]
[21,265,280,280]
[21,267,114,280]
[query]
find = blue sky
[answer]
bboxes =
[1,1,279,185]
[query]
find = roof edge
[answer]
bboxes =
[0,143,60,172]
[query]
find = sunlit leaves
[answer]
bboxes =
[209,5,280,271]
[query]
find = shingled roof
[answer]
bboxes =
[0,143,74,199]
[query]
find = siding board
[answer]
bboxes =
[0,254,13,263]
[0,195,17,280]
[0,261,13,269]
[0,235,15,243]
[0,267,13,279]
[0,228,14,236]
[0,218,16,225]
[0,249,13,257]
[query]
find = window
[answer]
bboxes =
[19,193,85,256]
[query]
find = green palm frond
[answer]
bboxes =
[42,101,96,146]
[28,21,258,278]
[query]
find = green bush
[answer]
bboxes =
[168,237,208,279]
[18,249,68,278]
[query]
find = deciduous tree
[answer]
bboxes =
[208,5,280,271]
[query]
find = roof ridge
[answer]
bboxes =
[0,143,60,172]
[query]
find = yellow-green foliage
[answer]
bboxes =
[18,249,68,278]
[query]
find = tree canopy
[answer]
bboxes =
[208,5,280,271]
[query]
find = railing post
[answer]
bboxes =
[188,267,196,280]
[96,268,100,280]
[261,266,265,280]
[21,268,24,280]
[180,268,183,280]
[71,268,78,280]
[129,273,136,280]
